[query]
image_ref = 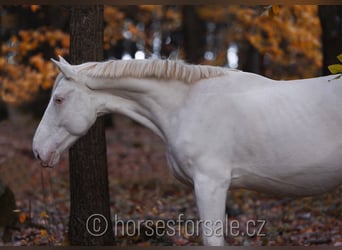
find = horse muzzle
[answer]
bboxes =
[33,147,59,168]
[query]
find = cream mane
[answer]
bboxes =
[74,59,232,84]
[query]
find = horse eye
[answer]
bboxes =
[54,96,64,104]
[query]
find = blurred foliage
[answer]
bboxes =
[0,28,68,105]
[328,54,342,81]
[197,5,321,78]
[0,5,322,106]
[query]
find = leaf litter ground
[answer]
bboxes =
[0,115,341,246]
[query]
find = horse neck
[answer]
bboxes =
[90,77,190,141]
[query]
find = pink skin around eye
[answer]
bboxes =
[54,97,64,104]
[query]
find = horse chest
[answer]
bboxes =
[165,146,194,186]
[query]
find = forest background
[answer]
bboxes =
[0,5,341,246]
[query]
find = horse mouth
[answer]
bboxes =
[41,162,53,168]
[40,151,59,168]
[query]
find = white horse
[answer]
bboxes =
[33,56,342,246]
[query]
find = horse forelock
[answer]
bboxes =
[73,59,232,84]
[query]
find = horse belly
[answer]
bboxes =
[230,151,342,197]
[228,92,342,196]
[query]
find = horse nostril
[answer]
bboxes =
[34,150,41,160]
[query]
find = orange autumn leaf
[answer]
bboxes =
[40,210,49,219]
[128,24,138,36]
[272,5,280,14]
[30,5,40,12]
[40,229,48,237]
[19,212,27,223]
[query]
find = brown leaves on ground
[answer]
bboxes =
[0,116,341,246]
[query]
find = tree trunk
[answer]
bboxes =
[318,6,342,76]
[239,42,263,74]
[68,5,113,245]
[182,6,206,63]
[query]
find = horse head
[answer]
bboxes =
[32,57,97,167]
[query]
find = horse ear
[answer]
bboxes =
[58,55,70,65]
[51,58,76,80]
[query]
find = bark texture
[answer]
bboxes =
[68,5,113,245]
[182,6,206,64]
[318,6,342,76]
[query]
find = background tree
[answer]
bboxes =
[318,6,342,76]
[182,6,206,63]
[68,5,113,245]
[0,178,16,242]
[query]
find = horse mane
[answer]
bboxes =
[74,59,232,84]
